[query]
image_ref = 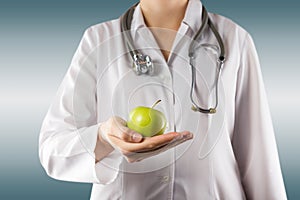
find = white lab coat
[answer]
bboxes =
[39,0,287,199]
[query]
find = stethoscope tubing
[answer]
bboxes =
[121,2,225,114]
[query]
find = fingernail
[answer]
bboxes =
[132,133,143,142]
[174,134,183,140]
[183,132,193,139]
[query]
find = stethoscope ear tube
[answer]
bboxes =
[189,6,225,114]
[121,3,139,58]
[121,3,155,76]
[188,6,209,58]
[207,16,225,62]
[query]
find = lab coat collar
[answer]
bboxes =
[131,4,146,37]
[182,0,203,34]
[130,0,203,38]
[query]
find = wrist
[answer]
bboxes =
[98,130,113,149]
[94,125,114,163]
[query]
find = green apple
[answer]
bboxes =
[127,100,167,137]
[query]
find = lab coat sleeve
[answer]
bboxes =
[232,33,287,199]
[39,27,122,184]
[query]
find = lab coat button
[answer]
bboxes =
[161,176,169,183]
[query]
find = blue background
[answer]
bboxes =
[0,0,299,199]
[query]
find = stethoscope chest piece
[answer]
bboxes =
[133,53,154,75]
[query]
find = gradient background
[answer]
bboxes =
[0,0,299,199]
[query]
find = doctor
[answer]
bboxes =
[39,0,287,199]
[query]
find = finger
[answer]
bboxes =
[108,117,143,143]
[137,131,193,152]
[142,131,192,149]
[128,132,182,152]
[110,131,192,153]
[118,127,143,143]
[124,133,193,163]
[113,116,127,126]
[136,131,193,153]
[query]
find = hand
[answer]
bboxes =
[99,116,193,163]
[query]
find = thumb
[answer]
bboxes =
[119,127,143,143]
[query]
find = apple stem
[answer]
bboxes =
[151,100,161,109]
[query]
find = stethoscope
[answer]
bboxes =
[121,3,225,114]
